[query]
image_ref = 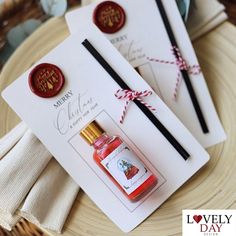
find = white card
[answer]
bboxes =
[2,25,209,232]
[65,0,226,148]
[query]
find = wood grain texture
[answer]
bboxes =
[0,18,236,236]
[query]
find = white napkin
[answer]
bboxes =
[0,214,21,231]
[187,0,227,40]
[190,11,227,40]
[0,129,52,216]
[20,159,79,233]
[0,122,27,160]
[0,124,79,232]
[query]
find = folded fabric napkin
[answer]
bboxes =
[0,129,52,216]
[0,213,21,231]
[0,123,79,232]
[0,122,27,160]
[20,158,79,233]
[187,0,227,40]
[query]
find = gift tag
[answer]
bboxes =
[65,0,226,148]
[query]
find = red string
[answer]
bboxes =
[147,46,201,100]
[115,89,156,124]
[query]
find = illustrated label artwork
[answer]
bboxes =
[101,143,152,194]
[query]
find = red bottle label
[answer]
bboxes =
[101,143,152,195]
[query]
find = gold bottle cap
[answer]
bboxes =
[80,120,105,145]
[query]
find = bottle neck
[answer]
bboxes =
[92,133,110,149]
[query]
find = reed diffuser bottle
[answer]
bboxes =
[80,120,157,202]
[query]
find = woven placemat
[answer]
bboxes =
[0,219,46,236]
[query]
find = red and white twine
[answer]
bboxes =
[115,89,156,124]
[147,46,201,100]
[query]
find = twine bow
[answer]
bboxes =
[147,46,201,100]
[115,89,156,124]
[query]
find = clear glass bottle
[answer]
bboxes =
[80,120,158,202]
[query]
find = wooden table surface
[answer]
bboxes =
[0,17,236,236]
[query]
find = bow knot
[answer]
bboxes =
[172,46,188,71]
[147,46,202,100]
[115,89,156,124]
[175,55,188,71]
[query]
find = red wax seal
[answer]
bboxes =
[93,1,126,34]
[28,63,65,98]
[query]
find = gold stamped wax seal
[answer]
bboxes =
[28,63,65,98]
[93,1,126,34]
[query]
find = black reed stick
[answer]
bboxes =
[155,0,209,134]
[82,39,190,160]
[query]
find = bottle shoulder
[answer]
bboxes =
[107,135,123,146]
[93,135,123,161]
